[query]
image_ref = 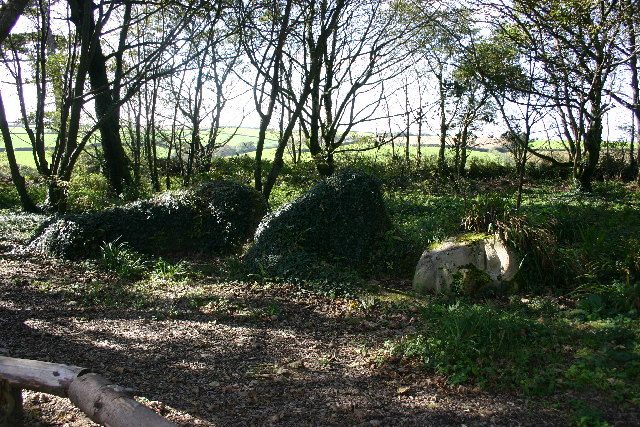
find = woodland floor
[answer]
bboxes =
[0,216,636,426]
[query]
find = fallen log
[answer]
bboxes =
[0,356,176,427]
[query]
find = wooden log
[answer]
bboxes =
[0,356,88,397]
[0,379,22,427]
[0,357,177,427]
[68,373,176,427]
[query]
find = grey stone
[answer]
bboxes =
[413,234,519,294]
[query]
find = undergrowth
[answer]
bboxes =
[385,297,640,403]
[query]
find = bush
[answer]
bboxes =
[466,157,514,180]
[67,172,117,212]
[461,193,558,292]
[30,180,268,259]
[573,281,640,320]
[0,182,20,209]
[244,170,391,280]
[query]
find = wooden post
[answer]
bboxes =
[0,379,22,427]
[0,356,87,397]
[0,357,177,427]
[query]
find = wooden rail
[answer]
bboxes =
[0,356,176,427]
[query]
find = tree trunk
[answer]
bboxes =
[0,0,29,45]
[146,82,160,191]
[576,89,603,192]
[627,0,639,180]
[416,107,422,163]
[438,74,447,173]
[0,92,39,212]
[45,180,68,213]
[252,0,292,193]
[308,49,323,170]
[459,125,469,177]
[405,83,410,162]
[67,0,131,196]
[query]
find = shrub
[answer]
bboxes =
[190,180,268,244]
[387,297,640,401]
[244,170,391,280]
[67,172,117,212]
[30,180,268,259]
[461,194,557,291]
[0,182,20,209]
[466,157,514,180]
[573,281,640,320]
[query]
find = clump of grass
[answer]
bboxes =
[151,258,188,282]
[100,240,147,279]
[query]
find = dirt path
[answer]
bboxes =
[0,236,571,426]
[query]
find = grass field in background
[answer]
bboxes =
[3,126,631,169]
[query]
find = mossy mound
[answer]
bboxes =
[30,181,267,259]
[244,170,391,279]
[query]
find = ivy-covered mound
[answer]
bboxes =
[244,170,391,280]
[30,181,268,259]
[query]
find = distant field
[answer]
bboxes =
[10,127,612,169]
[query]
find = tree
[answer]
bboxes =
[66,0,132,196]
[448,63,495,177]
[162,3,241,186]
[235,0,297,194]
[489,0,627,191]
[0,0,29,44]
[0,0,38,212]
[394,1,474,173]
[2,0,199,211]
[460,33,546,208]
[607,0,640,181]
[301,0,409,176]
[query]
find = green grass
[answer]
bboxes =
[352,143,506,163]
[2,127,509,169]
[385,297,640,403]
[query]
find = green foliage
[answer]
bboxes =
[0,163,46,209]
[461,193,558,292]
[30,180,268,259]
[570,401,610,427]
[151,258,188,282]
[387,298,640,402]
[67,172,117,212]
[100,240,147,279]
[200,156,257,184]
[572,281,640,320]
[244,170,391,282]
[461,194,510,234]
[388,300,559,392]
[0,182,20,209]
[466,157,514,180]
[522,183,640,290]
[371,189,463,279]
[191,180,268,244]
[0,210,46,247]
